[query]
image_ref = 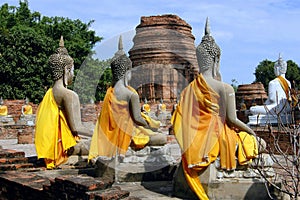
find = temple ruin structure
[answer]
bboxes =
[129,14,198,102]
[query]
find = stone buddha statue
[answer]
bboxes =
[18,97,35,126]
[249,55,292,125]
[0,97,8,116]
[35,36,92,169]
[21,97,33,115]
[142,98,151,114]
[157,98,166,113]
[88,36,167,179]
[171,18,259,199]
[0,97,15,125]
[89,36,165,163]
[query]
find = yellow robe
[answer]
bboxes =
[0,105,8,116]
[23,105,33,115]
[277,76,290,100]
[142,104,151,113]
[35,88,77,169]
[89,87,134,160]
[161,104,166,111]
[171,74,258,199]
[89,86,160,160]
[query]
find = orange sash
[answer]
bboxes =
[277,76,290,100]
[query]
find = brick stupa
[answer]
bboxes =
[129,14,198,102]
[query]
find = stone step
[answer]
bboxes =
[0,156,29,164]
[52,174,114,193]
[89,186,130,200]
[0,170,134,200]
[0,149,25,159]
[123,197,142,200]
[0,163,34,171]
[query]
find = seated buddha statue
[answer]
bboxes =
[21,97,33,115]
[171,18,259,199]
[157,98,166,113]
[249,55,292,125]
[88,36,165,164]
[0,97,8,116]
[35,36,92,169]
[141,98,151,114]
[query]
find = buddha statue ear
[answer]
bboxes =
[213,57,221,81]
[63,66,69,87]
[124,70,131,87]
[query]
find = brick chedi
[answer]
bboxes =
[236,82,268,110]
[129,14,198,102]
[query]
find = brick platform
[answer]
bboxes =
[0,147,141,200]
[0,148,33,171]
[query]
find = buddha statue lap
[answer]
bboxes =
[248,55,292,125]
[171,18,264,199]
[35,36,92,169]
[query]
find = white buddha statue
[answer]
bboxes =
[248,54,292,125]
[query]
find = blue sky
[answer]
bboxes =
[3,0,300,84]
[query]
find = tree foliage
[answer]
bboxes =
[254,59,300,91]
[74,56,111,103]
[0,1,102,103]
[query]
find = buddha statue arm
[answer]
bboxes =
[265,81,277,105]
[225,84,256,136]
[64,91,92,137]
[129,92,149,127]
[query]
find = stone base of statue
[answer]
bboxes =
[173,154,279,200]
[248,113,292,126]
[16,114,36,126]
[94,140,181,182]
[0,115,15,125]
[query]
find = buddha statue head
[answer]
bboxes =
[48,36,74,86]
[274,54,287,77]
[25,97,29,105]
[111,35,132,86]
[196,17,221,80]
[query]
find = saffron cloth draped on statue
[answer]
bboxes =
[171,74,258,199]
[35,88,78,169]
[0,106,7,116]
[23,105,33,115]
[88,86,159,161]
[277,76,290,101]
[89,87,134,160]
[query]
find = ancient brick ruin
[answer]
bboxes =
[129,14,198,102]
[236,82,268,110]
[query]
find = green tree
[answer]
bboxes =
[95,67,112,101]
[254,59,300,91]
[231,78,238,92]
[73,56,111,103]
[0,1,102,103]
